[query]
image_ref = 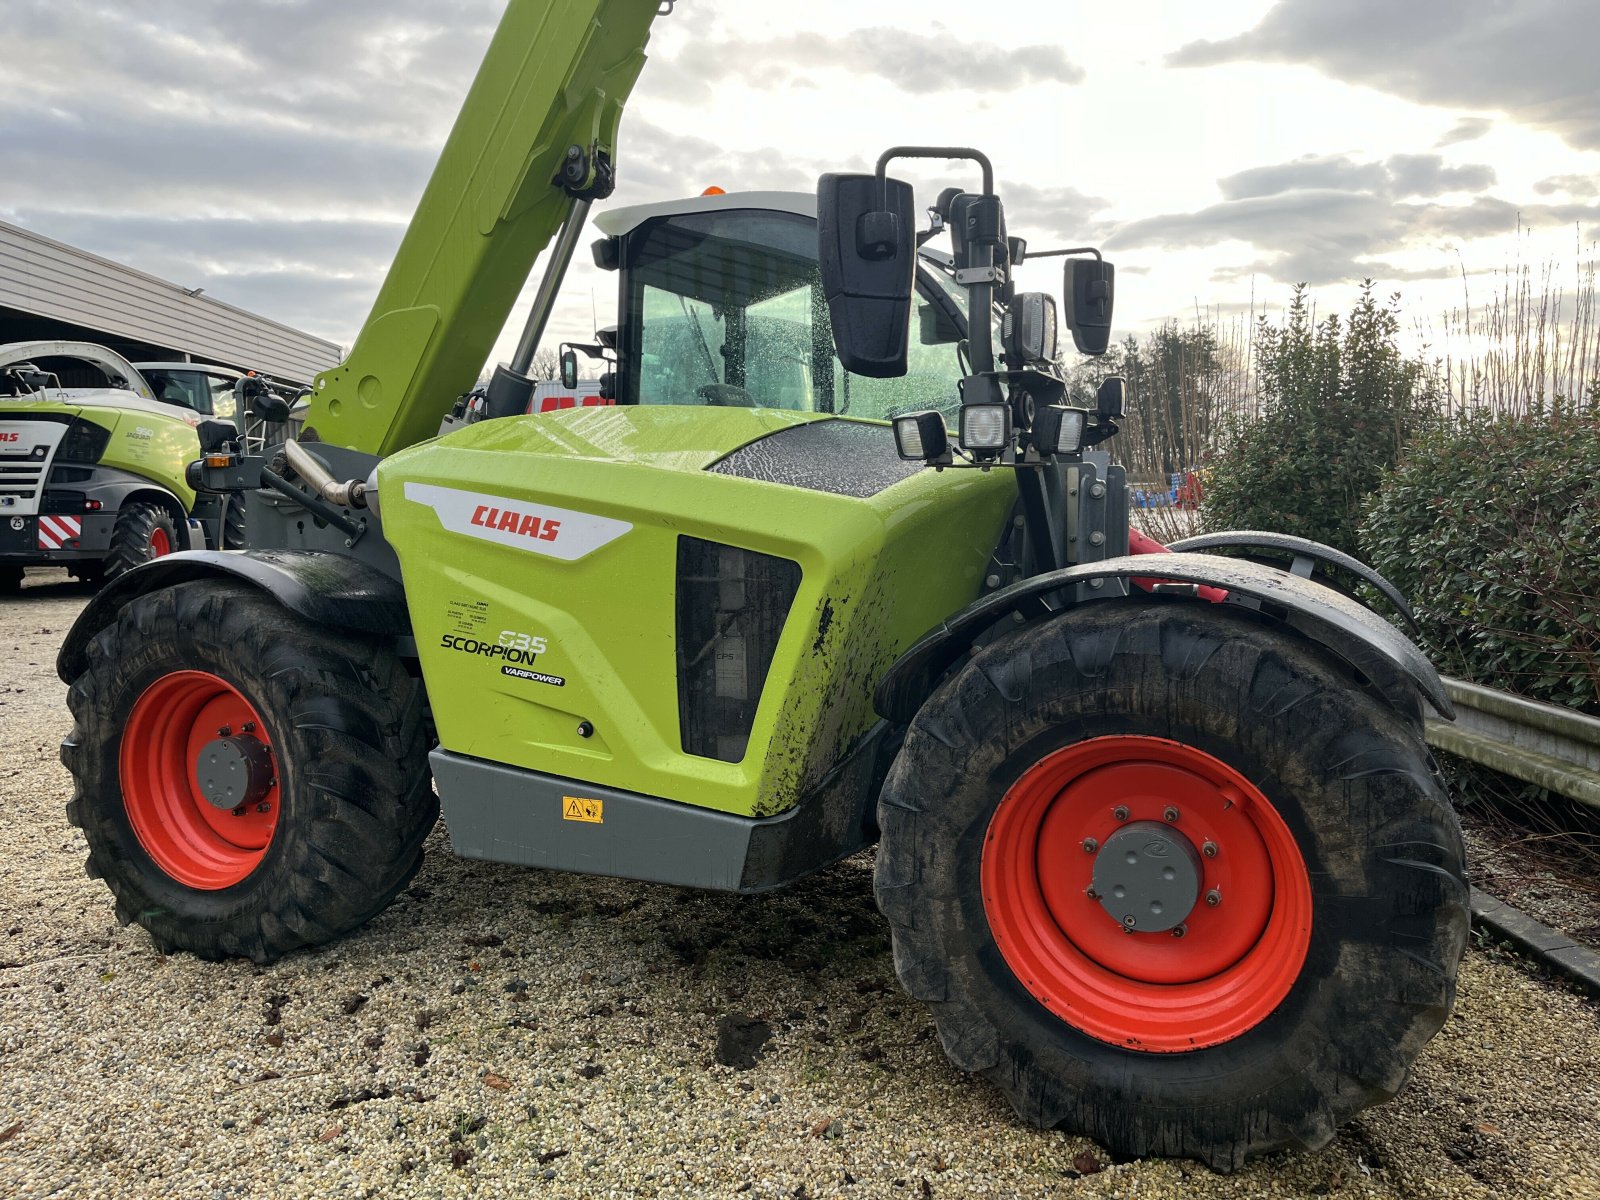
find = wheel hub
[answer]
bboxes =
[981,735,1314,1051]
[120,670,281,890]
[1090,821,1201,933]
[195,734,274,811]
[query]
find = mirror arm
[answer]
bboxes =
[874,146,995,198]
[1021,246,1102,262]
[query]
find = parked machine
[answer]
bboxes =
[53,0,1467,1170]
[0,342,257,591]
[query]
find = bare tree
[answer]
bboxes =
[529,349,561,381]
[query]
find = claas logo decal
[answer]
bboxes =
[469,504,560,543]
[403,482,631,562]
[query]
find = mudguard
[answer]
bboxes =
[1166,529,1416,630]
[874,552,1452,725]
[57,549,410,683]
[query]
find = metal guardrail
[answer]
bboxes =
[1425,676,1600,811]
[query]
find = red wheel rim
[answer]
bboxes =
[149,526,172,557]
[981,736,1312,1051]
[119,670,280,889]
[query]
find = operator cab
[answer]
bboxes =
[593,191,971,422]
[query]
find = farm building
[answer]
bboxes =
[0,218,340,386]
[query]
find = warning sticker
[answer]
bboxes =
[562,796,603,824]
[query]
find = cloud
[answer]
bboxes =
[649,28,1083,104]
[1217,153,1495,203]
[1107,153,1594,287]
[1169,0,1600,150]
[1534,174,1600,200]
[1436,117,1493,147]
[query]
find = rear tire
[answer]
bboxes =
[103,501,179,581]
[875,600,1467,1171]
[62,581,437,962]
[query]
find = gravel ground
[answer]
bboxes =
[3,569,1599,1200]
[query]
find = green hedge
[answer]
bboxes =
[1361,405,1600,715]
[1202,284,1432,557]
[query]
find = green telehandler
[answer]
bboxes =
[54,0,1467,1170]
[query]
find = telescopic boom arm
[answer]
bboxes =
[305,0,663,455]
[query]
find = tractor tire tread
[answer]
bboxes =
[62,580,436,963]
[874,600,1467,1172]
[102,501,179,582]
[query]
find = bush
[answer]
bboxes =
[1202,283,1433,557]
[1361,404,1600,714]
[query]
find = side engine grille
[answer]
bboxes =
[676,537,802,762]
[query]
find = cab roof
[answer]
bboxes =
[594,191,816,239]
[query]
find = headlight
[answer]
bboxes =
[959,404,1011,451]
[892,411,949,461]
[57,418,112,464]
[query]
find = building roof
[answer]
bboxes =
[0,218,342,385]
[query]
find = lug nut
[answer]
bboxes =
[1163,806,1180,822]
[1205,889,1222,907]
[217,725,231,736]
[1202,841,1218,858]
[1085,886,1099,900]
[1082,837,1098,854]
[241,722,256,733]
[1172,924,1187,938]
[1112,805,1130,822]
[256,802,271,814]
[1122,915,1136,928]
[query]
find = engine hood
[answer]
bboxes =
[394,404,828,475]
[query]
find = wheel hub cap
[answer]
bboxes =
[195,735,274,811]
[1091,821,1201,933]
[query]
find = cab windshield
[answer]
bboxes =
[621,209,966,422]
[140,367,239,419]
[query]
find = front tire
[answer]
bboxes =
[875,600,1467,1170]
[62,582,436,962]
[103,500,179,581]
[221,493,248,550]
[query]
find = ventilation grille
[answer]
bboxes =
[676,536,802,762]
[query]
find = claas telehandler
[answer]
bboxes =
[54,0,1467,1170]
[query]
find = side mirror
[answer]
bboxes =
[817,172,917,378]
[1096,375,1126,419]
[560,348,579,390]
[241,377,290,423]
[1063,258,1115,356]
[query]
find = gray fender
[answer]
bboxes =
[57,549,409,683]
[873,552,1452,725]
[1166,529,1416,630]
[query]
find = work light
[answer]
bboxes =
[893,411,949,461]
[1031,406,1088,456]
[959,404,1011,451]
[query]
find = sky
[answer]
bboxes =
[3,0,1598,374]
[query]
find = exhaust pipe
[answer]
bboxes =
[283,440,372,509]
